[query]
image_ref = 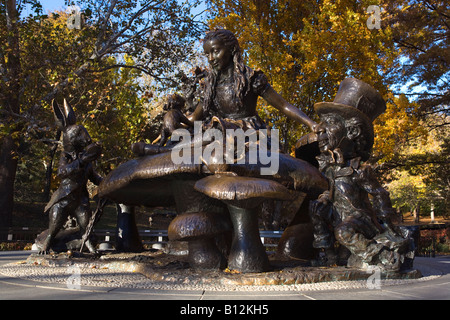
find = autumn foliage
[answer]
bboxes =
[205,0,449,217]
[0,0,448,228]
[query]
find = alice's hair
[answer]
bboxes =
[202,29,250,115]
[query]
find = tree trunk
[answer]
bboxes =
[0,135,18,231]
[430,203,435,223]
[0,0,20,233]
[413,206,420,224]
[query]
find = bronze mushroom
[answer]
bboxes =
[168,211,232,269]
[195,174,295,273]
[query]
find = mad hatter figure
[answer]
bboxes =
[308,78,415,271]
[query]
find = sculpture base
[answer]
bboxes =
[23,251,421,289]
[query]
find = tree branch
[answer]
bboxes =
[95,0,118,51]
[96,1,165,58]
[89,63,179,86]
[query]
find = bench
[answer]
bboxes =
[0,227,285,250]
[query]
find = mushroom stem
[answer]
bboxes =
[227,204,270,273]
[188,238,227,270]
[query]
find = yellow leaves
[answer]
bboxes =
[387,170,426,196]
[208,0,397,149]
[124,54,135,66]
[373,93,424,163]
[373,90,439,166]
[224,267,240,274]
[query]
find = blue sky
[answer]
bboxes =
[23,1,431,98]
[40,0,66,12]
[20,0,67,16]
[30,1,207,15]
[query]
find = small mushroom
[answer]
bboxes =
[168,211,232,269]
[194,174,294,273]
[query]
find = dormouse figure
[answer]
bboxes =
[37,99,102,254]
[132,94,194,155]
[159,94,194,147]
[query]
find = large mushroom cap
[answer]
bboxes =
[168,211,232,241]
[98,148,201,206]
[194,174,295,209]
[98,142,328,207]
[228,152,328,197]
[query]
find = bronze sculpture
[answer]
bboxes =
[180,66,206,113]
[306,78,415,271]
[130,29,317,157]
[159,94,194,147]
[98,29,327,272]
[132,94,194,155]
[35,30,416,277]
[36,99,102,254]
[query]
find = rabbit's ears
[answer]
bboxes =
[53,99,76,129]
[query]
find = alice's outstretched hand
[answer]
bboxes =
[261,86,317,131]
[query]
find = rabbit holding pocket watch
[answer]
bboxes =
[38,99,103,254]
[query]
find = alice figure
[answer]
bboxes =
[133,29,317,156]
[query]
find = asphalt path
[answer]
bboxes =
[0,251,449,302]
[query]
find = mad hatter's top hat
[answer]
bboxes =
[314,78,386,150]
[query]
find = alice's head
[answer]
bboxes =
[202,29,248,114]
[203,29,241,72]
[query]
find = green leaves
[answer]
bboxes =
[1,0,207,203]
[385,0,449,118]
